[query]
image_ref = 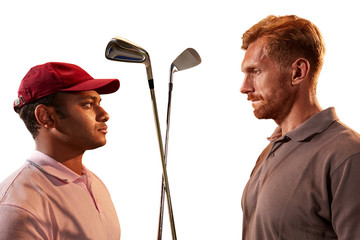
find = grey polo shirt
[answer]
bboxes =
[242,107,360,240]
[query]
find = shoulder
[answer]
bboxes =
[329,120,360,141]
[0,163,50,238]
[0,163,29,202]
[313,120,360,156]
[0,161,50,210]
[319,121,360,175]
[327,121,360,155]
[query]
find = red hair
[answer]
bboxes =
[242,15,325,91]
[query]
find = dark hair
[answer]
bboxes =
[15,92,67,139]
[242,15,325,92]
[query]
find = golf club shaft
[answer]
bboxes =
[148,79,177,240]
[105,37,178,240]
[157,69,175,240]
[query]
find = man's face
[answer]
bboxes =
[52,90,110,152]
[240,37,294,121]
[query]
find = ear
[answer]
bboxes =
[34,105,55,128]
[291,58,310,86]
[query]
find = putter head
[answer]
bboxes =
[172,48,201,72]
[105,36,148,63]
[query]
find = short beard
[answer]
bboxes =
[253,75,293,120]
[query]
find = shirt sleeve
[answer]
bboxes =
[331,152,360,239]
[0,204,49,240]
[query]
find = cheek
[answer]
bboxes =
[253,76,272,98]
[75,116,96,133]
[61,113,95,134]
[256,71,289,96]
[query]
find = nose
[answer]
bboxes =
[97,106,110,122]
[240,75,254,95]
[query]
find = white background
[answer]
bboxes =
[1,0,359,239]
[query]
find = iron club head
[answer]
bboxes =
[105,36,153,80]
[171,48,201,72]
[169,48,201,85]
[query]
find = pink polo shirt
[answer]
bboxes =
[0,151,120,239]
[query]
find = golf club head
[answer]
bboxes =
[172,48,201,72]
[105,36,153,80]
[105,36,148,63]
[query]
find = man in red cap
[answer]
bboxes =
[0,62,121,239]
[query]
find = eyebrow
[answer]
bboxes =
[241,62,257,72]
[78,94,102,103]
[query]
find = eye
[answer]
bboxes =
[83,102,94,108]
[253,69,261,74]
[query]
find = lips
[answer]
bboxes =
[247,95,262,108]
[247,94,261,101]
[97,125,108,134]
[248,97,261,103]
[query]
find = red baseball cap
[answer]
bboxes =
[14,62,120,110]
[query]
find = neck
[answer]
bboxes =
[35,138,85,175]
[275,94,322,136]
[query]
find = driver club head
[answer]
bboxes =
[171,48,201,72]
[105,36,153,80]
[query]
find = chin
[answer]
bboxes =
[253,108,274,120]
[87,140,107,150]
[98,140,107,148]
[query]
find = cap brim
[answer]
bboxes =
[61,78,120,94]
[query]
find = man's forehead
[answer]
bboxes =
[241,37,275,70]
[242,45,267,69]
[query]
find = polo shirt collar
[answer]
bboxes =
[269,107,338,142]
[28,150,86,183]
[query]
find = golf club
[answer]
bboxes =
[105,36,177,240]
[157,48,202,240]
